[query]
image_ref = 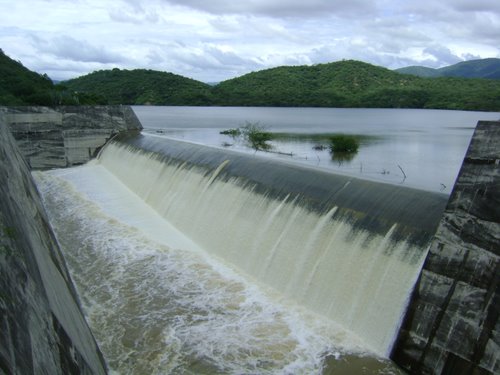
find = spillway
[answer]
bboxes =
[103,134,447,351]
[34,133,448,373]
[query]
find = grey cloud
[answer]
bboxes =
[109,1,160,24]
[462,52,483,61]
[35,35,128,64]
[109,8,160,24]
[179,46,260,71]
[162,0,376,18]
[423,45,463,66]
[402,0,500,22]
[119,0,146,14]
[448,0,500,13]
[28,58,113,81]
[472,15,500,41]
[172,45,265,81]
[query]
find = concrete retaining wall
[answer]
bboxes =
[0,106,142,169]
[0,114,107,374]
[392,121,500,374]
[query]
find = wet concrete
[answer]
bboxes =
[392,121,500,374]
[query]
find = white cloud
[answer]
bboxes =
[35,35,129,64]
[0,0,498,82]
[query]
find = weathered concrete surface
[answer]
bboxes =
[0,115,107,374]
[392,121,500,374]
[0,106,142,169]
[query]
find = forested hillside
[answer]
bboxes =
[2,48,500,111]
[0,49,103,105]
[212,60,500,111]
[62,69,213,105]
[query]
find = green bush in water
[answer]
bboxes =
[329,135,359,153]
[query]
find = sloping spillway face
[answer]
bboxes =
[100,134,448,355]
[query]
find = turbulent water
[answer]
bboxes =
[34,162,405,374]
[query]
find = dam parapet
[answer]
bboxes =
[0,105,142,169]
[0,114,107,374]
[392,121,500,374]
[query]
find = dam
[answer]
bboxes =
[33,131,447,373]
[2,106,498,374]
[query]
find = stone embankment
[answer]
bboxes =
[0,105,142,169]
[392,121,500,374]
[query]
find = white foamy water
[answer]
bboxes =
[33,164,404,375]
[98,142,429,354]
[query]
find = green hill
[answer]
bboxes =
[396,58,500,79]
[0,49,105,105]
[2,48,499,111]
[62,69,213,105]
[0,49,55,105]
[213,60,500,111]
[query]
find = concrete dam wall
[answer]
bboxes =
[1,104,498,374]
[0,115,107,374]
[0,105,142,169]
[392,121,500,374]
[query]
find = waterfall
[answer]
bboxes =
[95,134,448,355]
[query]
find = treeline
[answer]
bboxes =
[2,49,500,111]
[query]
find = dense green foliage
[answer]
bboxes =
[328,135,359,153]
[213,60,500,111]
[2,48,499,111]
[62,68,213,105]
[396,58,500,79]
[0,49,104,105]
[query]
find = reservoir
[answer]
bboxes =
[134,106,500,193]
[34,107,499,374]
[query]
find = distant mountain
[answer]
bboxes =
[62,69,213,105]
[396,58,500,79]
[395,66,440,78]
[212,60,500,111]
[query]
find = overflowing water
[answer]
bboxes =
[34,164,402,374]
[96,140,437,353]
[32,131,446,373]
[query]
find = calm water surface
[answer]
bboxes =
[133,106,500,193]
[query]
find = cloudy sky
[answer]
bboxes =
[0,0,499,82]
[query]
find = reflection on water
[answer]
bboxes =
[133,106,500,193]
[331,151,357,164]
